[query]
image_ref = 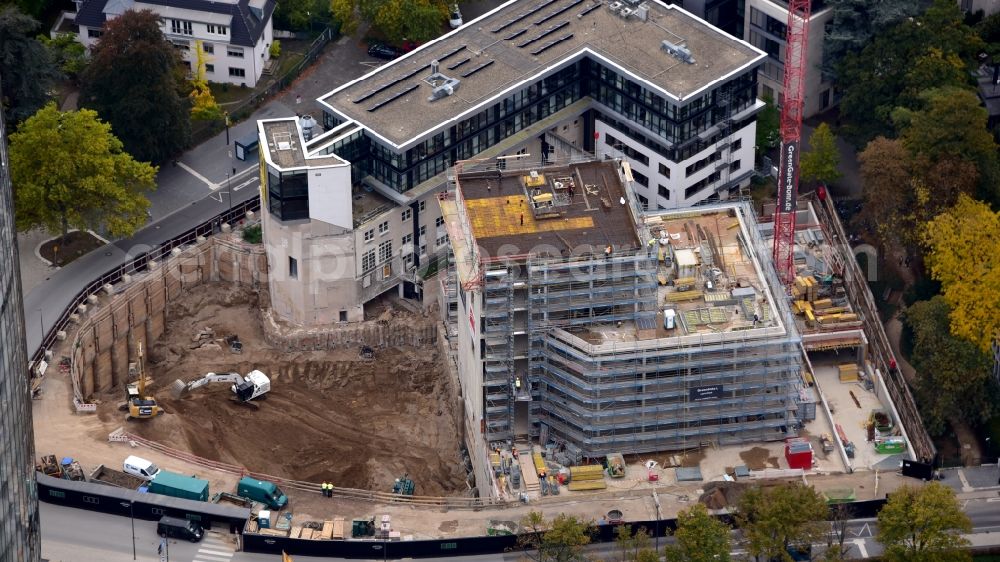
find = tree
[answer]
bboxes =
[800,123,842,186]
[856,137,914,248]
[518,511,594,562]
[903,296,996,434]
[189,41,223,121]
[877,482,972,562]
[80,9,190,164]
[736,482,828,562]
[38,32,87,81]
[331,0,447,44]
[614,525,659,562]
[836,0,983,144]
[892,86,1000,203]
[755,95,780,156]
[823,0,928,77]
[0,7,60,124]
[8,103,157,241]
[923,195,1000,353]
[665,503,731,562]
[274,0,328,30]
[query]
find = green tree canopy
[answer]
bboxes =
[736,482,828,562]
[837,0,982,144]
[615,525,659,562]
[877,482,972,562]
[755,95,780,155]
[823,0,928,77]
[903,296,996,434]
[0,6,59,124]
[800,122,842,186]
[923,194,1000,353]
[38,32,88,80]
[80,9,190,164]
[9,103,157,240]
[518,511,594,562]
[665,503,731,562]
[274,0,329,30]
[332,0,447,44]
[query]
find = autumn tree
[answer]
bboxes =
[856,137,915,248]
[9,103,157,241]
[614,525,659,562]
[518,511,594,562]
[80,9,190,164]
[903,296,996,434]
[736,482,828,562]
[332,0,447,44]
[665,503,731,562]
[189,40,223,121]
[0,7,59,124]
[922,194,1000,353]
[800,122,842,186]
[877,482,972,562]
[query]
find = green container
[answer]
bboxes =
[875,438,907,454]
[148,470,210,502]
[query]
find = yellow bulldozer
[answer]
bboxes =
[121,343,163,420]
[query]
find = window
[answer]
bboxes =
[378,221,389,234]
[658,163,671,179]
[378,240,393,262]
[821,89,831,110]
[364,229,374,242]
[227,47,244,58]
[658,185,670,200]
[340,311,348,322]
[418,201,426,212]
[419,225,426,237]
[729,139,742,152]
[401,208,412,221]
[362,249,376,272]
[419,244,427,255]
[170,19,193,35]
[685,151,723,177]
[288,257,298,279]
[208,24,227,35]
[436,234,449,247]
[229,67,246,78]
[730,160,742,172]
[636,194,648,210]
[205,64,215,73]
[202,43,214,54]
[171,40,190,51]
[402,233,413,246]
[632,169,649,187]
[435,216,445,228]
[87,29,102,38]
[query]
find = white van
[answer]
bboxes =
[123,455,161,480]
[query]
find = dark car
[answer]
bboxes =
[157,516,204,542]
[367,43,402,60]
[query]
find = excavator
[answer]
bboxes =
[122,343,163,420]
[169,370,271,407]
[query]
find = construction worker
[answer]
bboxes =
[326,482,333,498]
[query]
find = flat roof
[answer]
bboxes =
[320,0,764,146]
[259,119,345,170]
[453,160,641,261]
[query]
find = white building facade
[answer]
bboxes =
[73,0,274,87]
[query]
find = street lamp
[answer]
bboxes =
[120,500,136,560]
[652,491,661,552]
[227,149,234,216]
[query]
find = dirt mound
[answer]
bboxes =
[98,283,467,496]
[699,481,749,510]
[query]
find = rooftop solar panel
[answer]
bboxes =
[461,60,495,78]
[367,84,420,112]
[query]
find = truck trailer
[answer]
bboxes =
[148,471,210,502]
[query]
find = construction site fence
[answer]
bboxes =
[120,430,517,510]
[810,193,935,462]
[36,196,262,404]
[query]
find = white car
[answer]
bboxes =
[123,455,161,480]
[449,4,463,29]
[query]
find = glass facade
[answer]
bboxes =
[322,58,758,195]
[266,169,310,221]
[0,94,41,562]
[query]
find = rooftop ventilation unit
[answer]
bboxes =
[618,7,633,18]
[608,1,623,12]
[661,40,695,64]
[634,3,648,20]
[426,72,461,101]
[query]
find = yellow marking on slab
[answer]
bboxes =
[466,195,594,239]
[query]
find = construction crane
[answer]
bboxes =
[123,342,163,420]
[169,370,271,406]
[771,0,813,285]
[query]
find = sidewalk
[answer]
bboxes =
[17,228,57,295]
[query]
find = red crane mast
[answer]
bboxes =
[772,0,812,285]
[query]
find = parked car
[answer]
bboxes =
[367,43,402,60]
[449,4,463,29]
[122,455,160,481]
[157,516,204,542]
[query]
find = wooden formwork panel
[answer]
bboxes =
[165,271,183,299]
[129,292,148,324]
[148,286,166,313]
[94,316,114,352]
[80,328,96,365]
[217,259,236,282]
[147,312,165,343]
[94,348,113,392]
[111,338,129,388]
[111,302,129,334]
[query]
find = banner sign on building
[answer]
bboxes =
[777,140,799,214]
[689,385,723,402]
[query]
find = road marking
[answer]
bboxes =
[852,538,868,558]
[177,162,217,189]
[192,534,235,562]
[851,523,872,538]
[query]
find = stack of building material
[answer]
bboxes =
[792,276,818,301]
[320,520,334,540]
[332,517,345,540]
[838,364,859,382]
[567,464,607,491]
[532,451,546,477]
[784,437,813,470]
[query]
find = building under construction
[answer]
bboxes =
[440,157,810,477]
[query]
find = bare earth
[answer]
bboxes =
[93,283,468,496]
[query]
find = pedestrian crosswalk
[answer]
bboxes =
[192,533,235,562]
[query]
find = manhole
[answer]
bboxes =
[105,251,113,256]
